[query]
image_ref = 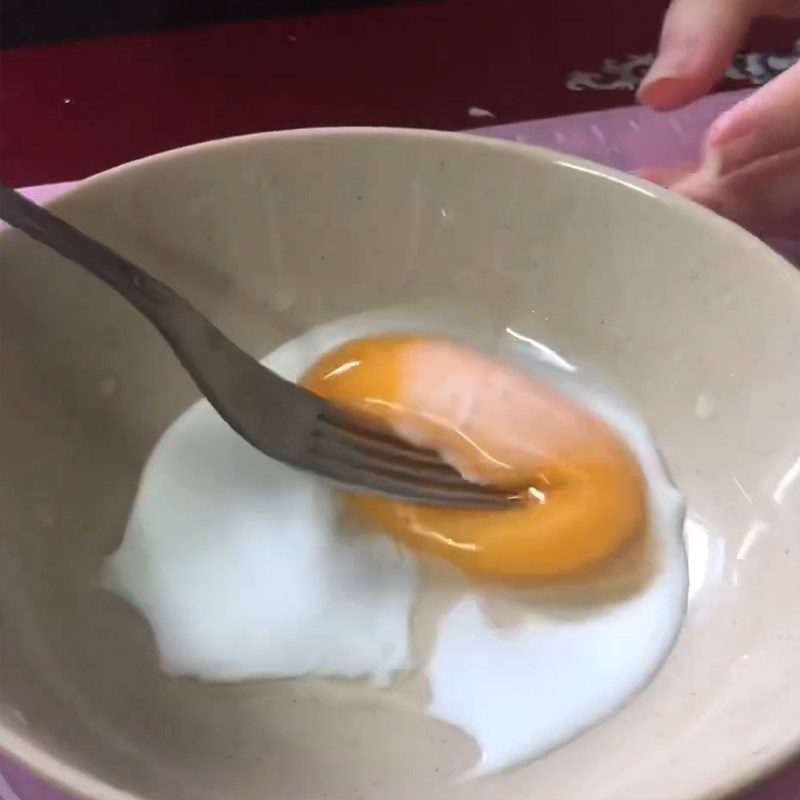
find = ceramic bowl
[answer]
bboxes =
[1,129,799,800]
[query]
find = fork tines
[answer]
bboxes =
[312,406,516,508]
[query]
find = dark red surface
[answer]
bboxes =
[0,0,669,186]
[3,0,798,187]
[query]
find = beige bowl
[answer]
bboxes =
[1,129,799,800]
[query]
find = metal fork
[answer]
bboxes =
[0,183,513,508]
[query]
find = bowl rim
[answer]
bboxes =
[1,125,798,800]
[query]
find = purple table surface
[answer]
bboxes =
[2,93,799,800]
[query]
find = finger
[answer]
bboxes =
[638,0,754,111]
[673,147,800,238]
[638,0,800,112]
[704,62,800,176]
[635,163,697,187]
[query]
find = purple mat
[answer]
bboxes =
[473,89,799,266]
[2,94,799,799]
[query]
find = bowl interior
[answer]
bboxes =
[1,130,800,800]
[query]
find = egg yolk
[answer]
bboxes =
[301,335,645,579]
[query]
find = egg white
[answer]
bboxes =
[103,394,417,684]
[103,306,688,776]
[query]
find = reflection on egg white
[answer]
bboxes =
[736,519,769,563]
[504,327,577,373]
[682,514,729,614]
[103,305,689,777]
[773,453,800,506]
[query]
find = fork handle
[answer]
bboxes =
[0,182,180,321]
[0,180,301,430]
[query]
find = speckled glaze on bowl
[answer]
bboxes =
[1,129,799,800]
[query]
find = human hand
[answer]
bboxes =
[637,0,800,237]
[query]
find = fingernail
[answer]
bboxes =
[671,172,725,215]
[705,130,759,177]
[700,148,722,180]
[706,102,752,149]
[637,76,690,111]
[638,46,694,108]
[635,162,696,187]
[704,99,760,174]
